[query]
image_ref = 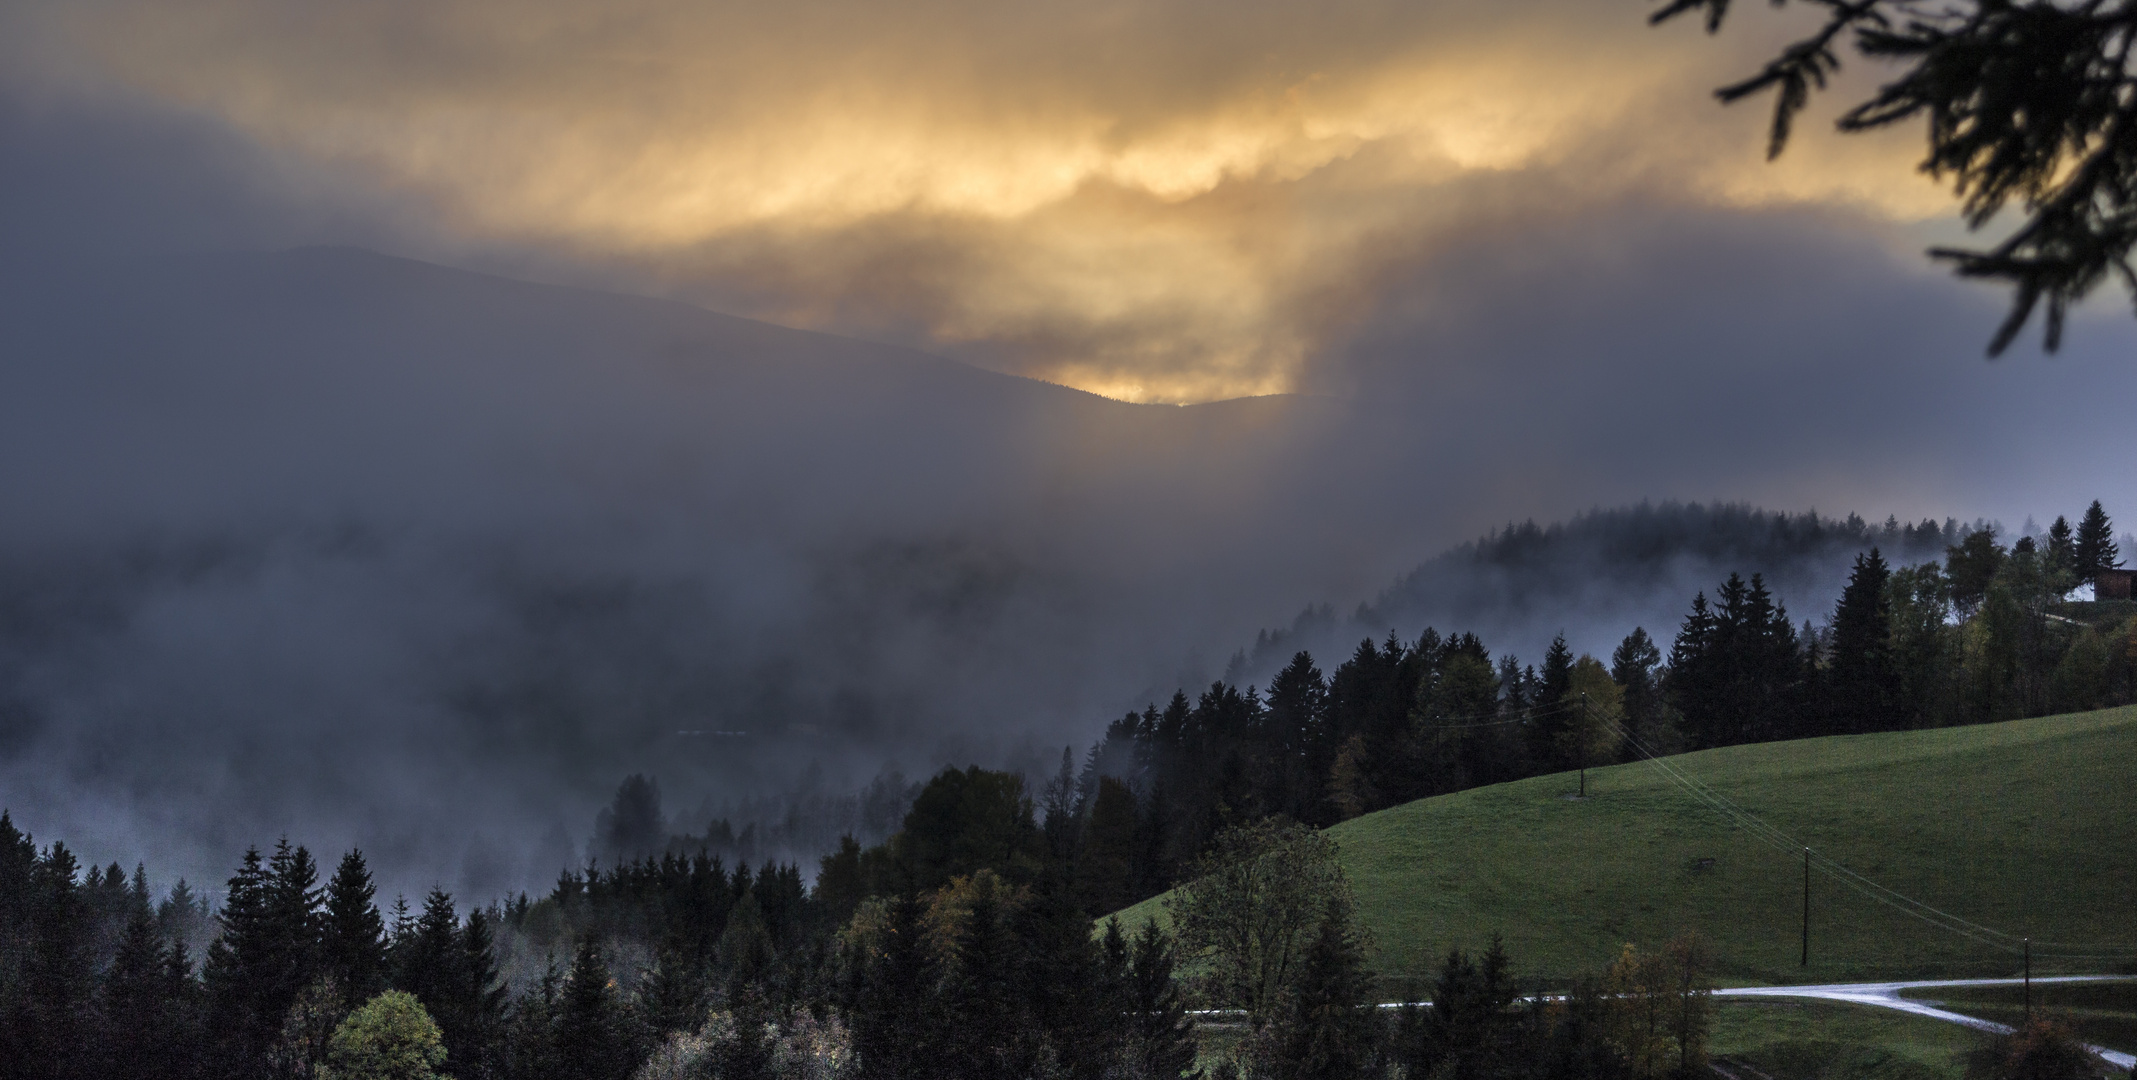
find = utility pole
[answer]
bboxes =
[1801,847,1810,968]
[2024,937,2032,1024]
[1578,692,1589,798]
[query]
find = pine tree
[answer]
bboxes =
[452,909,508,1079]
[389,887,503,1078]
[1077,778,1138,916]
[1121,919,1200,1080]
[1540,634,1574,705]
[1421,937,1521,1079]
[2075,500,2122,586]
[1612,627,1670,753]
[637,942,708,1040]
[505,957,565,1080]
[1265,896,1375,1080]
[322,850,387,1005]
[1012,875,1113,1080]
[101,905,180,1080]
[1827,548,1900,735]
[2047,516,2077,578]
[9,842,94,1080]
[555,937,630,1080]
[205,846,281,1077]
[1531,633,1577,764]
[1265,652,1330,823]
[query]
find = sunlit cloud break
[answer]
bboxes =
[6,0,1958,402]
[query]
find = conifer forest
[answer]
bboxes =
[4,501,2130,1080]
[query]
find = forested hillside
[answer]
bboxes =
[1050,502,2136,918]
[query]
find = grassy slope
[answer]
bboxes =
[1711,1001,1980,1080]
[1900,981,2137,1054]
[1117,707,2137,986]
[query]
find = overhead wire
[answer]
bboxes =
[1420,696,1580,730]
[1597,713,2137,962]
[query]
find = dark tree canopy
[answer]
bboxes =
[1656,0,2137,354]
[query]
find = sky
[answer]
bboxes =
[3,0,2136,898]
[0,0,2019,402]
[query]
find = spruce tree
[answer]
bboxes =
[1040,747,1080,865]
[1121,919,1200,1080]
[452,909,508,1079]
[392,888,462,1010]
[390,887,502,1078]
[101,905,179,1080]
[1612,627,1667,751]
[1421,936,1520,1079]
[2047,516,2077,578]
[555,937,630,1080]
[1265,896,1375,1080]
[2075,500,2122,586]
[1077,778,1138,916]
[1531,633,1576,765]
[1540,634,1574,705]
[205,846,280,1076]
[1265,651,1329,823]
[637,942,707,1040]
[504,958,565,1080]
[1827,549,1900,735]
[322,850,387,1004]
[1013,875,1112,1080]
[9,842,94,1080]
[844,896,937,1080]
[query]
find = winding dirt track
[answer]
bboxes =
[1715,976,2135,1069]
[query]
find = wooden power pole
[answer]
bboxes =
[1801,847,1810,968]
[1578,692,1588,798]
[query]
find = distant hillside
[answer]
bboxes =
[0,245,1350,899]
[1116,707,2137,987]
[1229,503,1969,682]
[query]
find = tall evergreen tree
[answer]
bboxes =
[1012,877,1114,1080]
[1077,778,1138,917]
[845,896,938,1080]
[452,909,508,1079]
[1612,627,1670,752]
[321,850,387,1004]
[5,841,94,1080]
[207,843,322,1077]
[1415,937,1522,1080]
[2046,516,2077,578]
[1111,919,1199,1079]
[2075,500,2122,586]
[1530,633,1577,764]
[1539,634,1575,706]
[636,942,708,1040]
[101,904,200,1080]
[390,887,504,1078]
[1827,548,1901,734]
[1264,896,1375,1080]
[555,937,631,1080]
[1264,652,1330,823]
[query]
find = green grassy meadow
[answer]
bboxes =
[1709,1001,1980,1080]
[1116,707,2137,986]
[1899,981,2137,1055]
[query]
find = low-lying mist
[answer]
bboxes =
[9,155,2137,908]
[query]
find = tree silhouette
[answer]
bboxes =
[1656,0,2137,354]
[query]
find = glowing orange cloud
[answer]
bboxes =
[5,0,1955,402]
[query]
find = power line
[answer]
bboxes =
[1420,697,1580,730]
[1601,715,2137,962]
